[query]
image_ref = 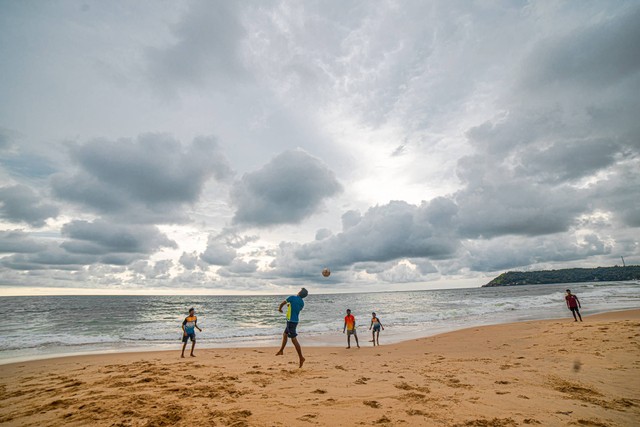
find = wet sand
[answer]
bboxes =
[1,310,639,426]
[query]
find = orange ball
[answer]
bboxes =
[322,268,331,277]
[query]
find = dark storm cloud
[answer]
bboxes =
[0,184,59,227]
[516,138,623,184]
[449,5,640,244]
[465,233,612,273]
[60,219,177,255]
[52,133,232,222]
[146,0,247,90]
[199,235,237,266]
[521,6,640,90]
[505,5,640,159]
[231,149,342,226]
[0,230,46,253]
[1,219,176,272]
[454,179,586,239]
[271,200,460,277]
[1,244,100,271]
[465,110,564,157]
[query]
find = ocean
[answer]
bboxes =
[1,281,639,364]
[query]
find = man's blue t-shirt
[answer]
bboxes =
[286,295,304,323]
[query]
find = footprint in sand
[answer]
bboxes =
[297,413,318,423]
[355,377,370,385]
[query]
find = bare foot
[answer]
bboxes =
[190,354,196,357]
[181,354,185,358]
[346,346,351,349]
[299,357,305,368]
[276,351,284,356]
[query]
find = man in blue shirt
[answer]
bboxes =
[181,308,202,358]
[276,288,308,368]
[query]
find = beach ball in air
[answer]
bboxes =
[322,268,331,277]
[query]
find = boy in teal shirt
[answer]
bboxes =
[276,288,308,368]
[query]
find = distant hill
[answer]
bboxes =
[483,265,640,287]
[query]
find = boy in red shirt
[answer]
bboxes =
[343,309,360,349]
[565,289,583,322]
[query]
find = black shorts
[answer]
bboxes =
[182,332,196,343]
[284,321,299,338]
[569,307,580,313]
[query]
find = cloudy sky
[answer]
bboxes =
[1,0,639,295]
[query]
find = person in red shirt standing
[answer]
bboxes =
[343,309,360,349]
[565,289,583,322]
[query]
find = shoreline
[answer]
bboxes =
[1,309,639,426]
[1,307,638,366]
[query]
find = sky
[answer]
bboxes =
[0,0,639,295]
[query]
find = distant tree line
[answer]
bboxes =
[483,265,640,287]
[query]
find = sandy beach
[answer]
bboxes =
[1,310,638,426]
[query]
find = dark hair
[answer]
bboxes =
[346,308,351,312]
[299,288,308,298]
[189,307,195,313]
[566,289,571,293]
